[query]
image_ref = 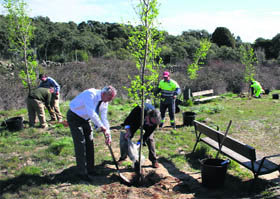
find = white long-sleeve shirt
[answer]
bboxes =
[69,88,110,133]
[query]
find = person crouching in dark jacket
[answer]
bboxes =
[118,103,161,168]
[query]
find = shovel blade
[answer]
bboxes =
[118,172,131,185]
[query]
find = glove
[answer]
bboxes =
[104,131,111,145]
[137,139,146,146]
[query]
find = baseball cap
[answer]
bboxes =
[163,71,170,77]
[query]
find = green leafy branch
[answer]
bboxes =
[187,39,211,80]
[239,44,258,83]
[125,0,164,106]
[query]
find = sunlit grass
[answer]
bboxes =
[1,92,280,198]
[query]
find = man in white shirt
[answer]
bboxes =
[66,86,117,180]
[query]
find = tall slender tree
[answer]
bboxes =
[126,0,163,177]
[239,44,258,97]
[2,0,37,94]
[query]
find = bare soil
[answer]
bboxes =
[76,152,280,199]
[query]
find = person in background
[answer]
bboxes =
[250,80,263,98]
[157,71,181,129]
[118,103,161,168]
[67,86,117,180]
[26,87,55,128]
[39,74,63,122]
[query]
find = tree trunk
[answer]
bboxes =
[24,39,31,95]
[138,1,150,176]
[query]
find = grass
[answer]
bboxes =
[1,93,280,198]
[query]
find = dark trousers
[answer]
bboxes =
[67,110,94,175]
[146,133,157,162]
[160,99,175,123]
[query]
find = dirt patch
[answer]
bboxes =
[89,146,280,199]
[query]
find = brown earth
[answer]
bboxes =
[78,151,280,199]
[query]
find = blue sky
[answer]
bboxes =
[2,0,280,43]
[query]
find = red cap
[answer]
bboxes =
[163,71,170,77]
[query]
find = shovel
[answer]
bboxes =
[215,120,232,158]
[103,132,131,185]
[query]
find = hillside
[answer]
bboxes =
[0,57,280,111]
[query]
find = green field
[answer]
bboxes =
[1,91,280,198]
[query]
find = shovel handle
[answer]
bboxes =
[101,132,131,184]
[107,143,120,170]
[215,120,232,158]
[102,132,120,170]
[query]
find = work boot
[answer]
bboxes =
[152,161,159,168]
[171,123,176,129]
[86,174,95,181]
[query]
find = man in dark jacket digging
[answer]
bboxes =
[118,103,161,168]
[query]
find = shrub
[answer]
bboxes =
[225,73,244,94]
[0,57,280,110]
[212,27,236,48]
[76,50,89,62]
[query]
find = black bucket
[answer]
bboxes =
[4,117,24,131]
[183,112,196,126]
[264,89,270,95]
[272,94,279,99]
[200,158,229,188]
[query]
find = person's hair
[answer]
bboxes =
[147,109,161,125]
[39,74,47,79]
[101,85,117,97]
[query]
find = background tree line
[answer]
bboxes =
[0,14,280,111]
[0,15,280,65]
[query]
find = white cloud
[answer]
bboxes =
[3,0,278,43]
[27,0,107,23]
[159,9,280,42]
